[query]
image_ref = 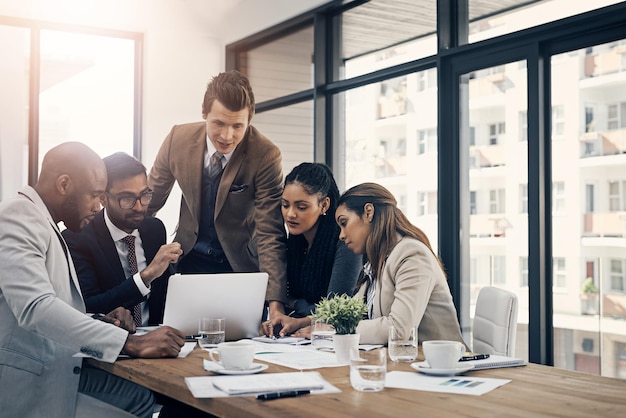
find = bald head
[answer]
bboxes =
[35,142,107,232]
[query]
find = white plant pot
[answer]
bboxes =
[333,333,360,364]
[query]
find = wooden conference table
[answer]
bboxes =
[88,346,626,417]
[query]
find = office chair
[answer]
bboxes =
[472,286,519,357]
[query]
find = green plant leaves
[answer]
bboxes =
[312,294,367,335]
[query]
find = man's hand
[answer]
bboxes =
[140,242,182,286]
[267,300,285,321]
[102,307,136,333]
[261,314,310,338]
[123,326,184,358]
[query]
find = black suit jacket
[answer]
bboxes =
[62,210,171,325]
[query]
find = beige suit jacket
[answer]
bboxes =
[0,186,128,416]
[356,236,466,346]
[148,122,288,303]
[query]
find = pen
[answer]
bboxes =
[185,334,201,340]
[256,390,311,401]
[460,353,490,361]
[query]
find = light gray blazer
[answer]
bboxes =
[0,186,128,417]
[356,236,466,346]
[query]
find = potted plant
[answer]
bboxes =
[312,294,367,363]
[580,277,599,315]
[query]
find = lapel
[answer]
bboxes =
[215,129,249,216]
[92,211,127,282]
[186,127,208,223]
[138,220,158,263]
[51,223,84,295]
[18,187,85,298]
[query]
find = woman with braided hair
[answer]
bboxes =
[261,163,361,337]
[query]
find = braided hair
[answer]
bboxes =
[285,163,341,307]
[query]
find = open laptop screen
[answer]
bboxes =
[162,272,268,340]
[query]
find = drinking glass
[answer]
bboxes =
[350,348,386,392]
[198,317,225,349]
[388,325,418,362]
[311,318,335,350]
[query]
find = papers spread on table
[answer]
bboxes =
[177,342,197,358]
[255,349,343,369]
[185,371,340,398]
[252,336,310,345]
[462,354,526,370]
[251,341,385,369]
[385,371,511,396]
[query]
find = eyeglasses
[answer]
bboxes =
[106,191,153,209]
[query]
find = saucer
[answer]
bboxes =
[411,361,474,376]
[203,360,268,375]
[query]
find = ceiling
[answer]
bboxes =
[340,0,541,60]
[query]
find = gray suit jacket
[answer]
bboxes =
[0,186,128,417]
[148,122,288,303]
[356,236,466,346]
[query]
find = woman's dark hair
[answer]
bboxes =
[285,163,341,307]
[337,182,444,285]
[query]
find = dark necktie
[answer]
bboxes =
[208,151,224,179]
[122,235,142,327]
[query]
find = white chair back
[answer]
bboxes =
[472,286,519,357]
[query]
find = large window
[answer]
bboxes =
[0,24,29,201]
[0,18,141,197]
[342,69,439,247]
[552,40,626,376]
[229,0,626,378]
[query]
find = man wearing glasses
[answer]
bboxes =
[64,152,182,327]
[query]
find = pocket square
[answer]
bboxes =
[229,183,249,193]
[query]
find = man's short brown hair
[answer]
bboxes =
[202,70,255,121]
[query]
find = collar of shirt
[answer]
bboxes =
[204,135,235,169]
[103,208,140,242]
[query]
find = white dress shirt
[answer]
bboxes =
[104,208,151,325]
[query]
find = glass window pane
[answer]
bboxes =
[239,25,313,103]
[251,101,313,176]
[470,0,623,44]
[39,30,135,160]
[552,39,626,379]
[341,0,436,79]
[463,60,528,361]
[341,69,438,248]
[0,25,30,201]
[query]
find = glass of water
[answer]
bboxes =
[198,317,225,349]
[350,348,386,392]
[310,319,335,350]
[388,325,418,362]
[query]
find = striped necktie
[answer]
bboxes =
[208,152,224,179]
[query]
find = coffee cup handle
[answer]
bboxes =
[456,343,464,359]
[209,349,221,364]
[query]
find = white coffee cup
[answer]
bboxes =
[209,341,255,370]
[422,340,465,369]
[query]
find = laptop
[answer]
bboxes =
[162,272,268,340]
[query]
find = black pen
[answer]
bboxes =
[185,334,201,340]
[460,353,490,361]
[256,390,311,401]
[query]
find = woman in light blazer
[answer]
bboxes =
[335,182,466,346]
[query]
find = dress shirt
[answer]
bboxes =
[104,209,150,324]
[204,135,235,170]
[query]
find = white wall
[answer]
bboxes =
[219,0,328,44]
[0,0,328,235]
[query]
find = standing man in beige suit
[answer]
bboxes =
[148,70,288,320]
